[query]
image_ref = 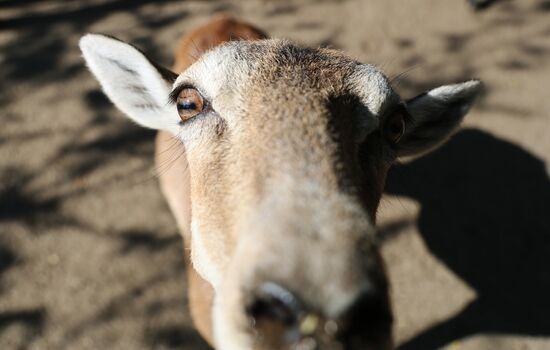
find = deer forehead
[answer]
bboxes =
[173,40,396,132]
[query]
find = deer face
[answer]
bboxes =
[80,35,480,350]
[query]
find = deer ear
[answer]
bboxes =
[398,80,482,157]
[79,34,180,134]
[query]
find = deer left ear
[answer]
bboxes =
[79,34,180,134]
[397,80,482,157]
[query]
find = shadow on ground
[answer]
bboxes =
[384,129,550,349]
[0,0,186,103]
[0,308,46,350]
[0,238,46,350]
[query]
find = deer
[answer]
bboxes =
[79,15,481,350]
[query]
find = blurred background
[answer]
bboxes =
[0,0,549,349]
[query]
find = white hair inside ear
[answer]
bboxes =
[79,34,180,134]
[426,80,481,111]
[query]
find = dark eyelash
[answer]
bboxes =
[168,83,197,105]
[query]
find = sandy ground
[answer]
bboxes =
[1,0,549,349]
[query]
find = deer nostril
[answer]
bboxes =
[351,291,390,324]
[339,289,392,347]
[247,282,302,327]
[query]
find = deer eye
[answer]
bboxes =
[176,88,204,122]
[384,105,407,143]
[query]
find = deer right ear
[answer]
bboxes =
[397,80,482,157]
[79,34,180,134]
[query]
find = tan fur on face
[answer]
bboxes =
[168,40,396,349]
[82,13,479,350]
[159,19,397,350]
[156,16,266,344]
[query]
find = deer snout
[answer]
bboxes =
[245,281,392,350]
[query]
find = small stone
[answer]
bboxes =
[299,314,319,335]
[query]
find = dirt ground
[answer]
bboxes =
[1,0,549,349]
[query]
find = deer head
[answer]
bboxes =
[80,33,480,350]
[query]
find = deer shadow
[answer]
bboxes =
[385,128,550,349]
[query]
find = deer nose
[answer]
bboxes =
[246,281,392,349]
[247,282,303,330]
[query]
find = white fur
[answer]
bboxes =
[213,297,253,350]
[190,219,223,289]
[406,80,481,129]
[428,79,481,100]
[427,80,482,119]
[173,46,236,103]
[79,34,180,134]
[173,43,254,132]
[348,64,395,131]
[412,80,481,117]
